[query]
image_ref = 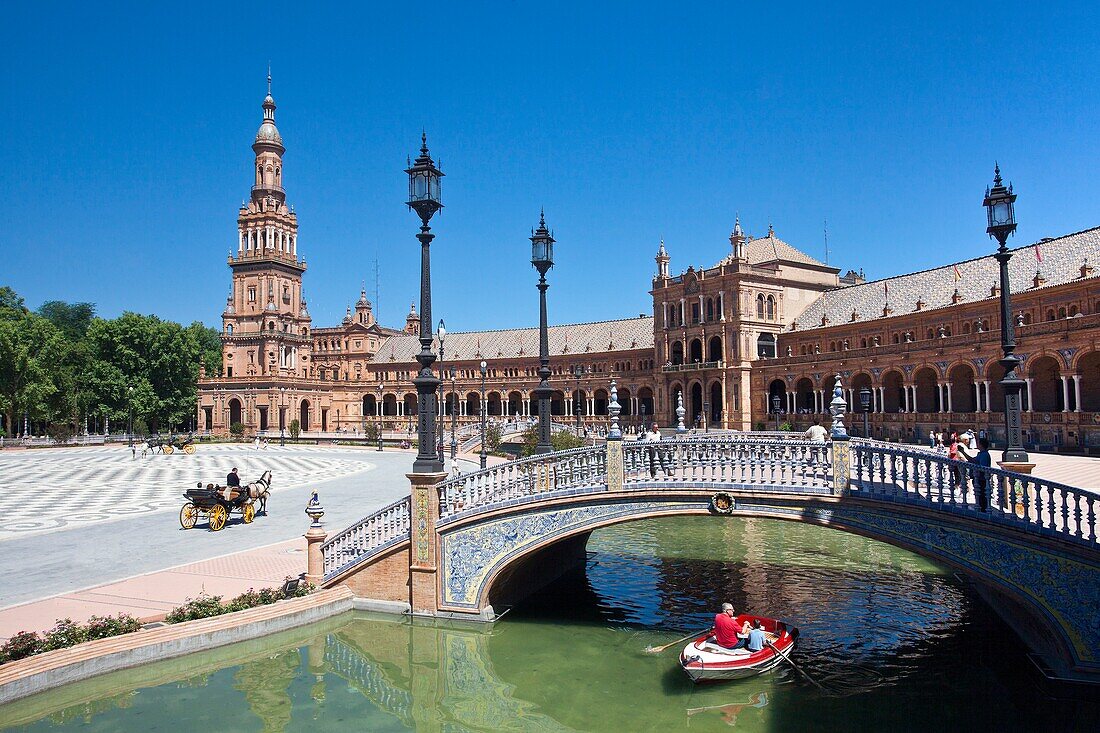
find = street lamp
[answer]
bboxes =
[639,402,647,433]
[280,387,286,446]
[406,133,444,473]
[531,210,555,454]
[437,319,446,465]
[479,360,488,470]
[702,400,709,433]
[449,366,458,459]
[127,386,134,449]
[572,364,587,437]
[771,394,781,430]
[859,387,871,438]
[983,164,1028,465]
[377,382,384,452]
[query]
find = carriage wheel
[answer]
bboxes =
[208,504,228,531]
[183,444,196,455]
[163,445,174,455]
[179,503,198,529]
[242,502,255,524]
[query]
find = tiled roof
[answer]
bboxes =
[794,227,1100,331]
[744,233,829,268]
[373,316,655,363]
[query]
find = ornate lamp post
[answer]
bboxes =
[639,402,647,433]
[859,387,871,438]
[280,387,286,446]
[437,319,446,465]
[127,386,134,449]
[449,365,458,460]
[771,394,781,431]
[702,399,709,433]
[377,382,384,452]
[405,133,444,473]
[572,364,587,437]
[479,360,488,469]
[984,165,1028,465]
[530,210,555,455]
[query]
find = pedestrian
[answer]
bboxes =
[968,437,992,511]
[929,429,936,448]
[640,422,665,478]
[803,420,828,442]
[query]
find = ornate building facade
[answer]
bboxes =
[197,88,1100,449]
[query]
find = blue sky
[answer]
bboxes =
[2,2,1098,333]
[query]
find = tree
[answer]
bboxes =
[0,286,27,319]
[36,301,96,341]
[288,419,300,442]
[0,312,66,436]
[229,422,245,439]
[519,427,585,457]
[485,423,503,453]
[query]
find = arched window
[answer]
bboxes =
[963,322,971,334]
[757,333,777,359]
[927,329,935,340]
[1023,312,1032,325]
[1058,307,1067,319]
[756,295,765,319]
[1070,305,1079,316]
[705,298,714,322]
[1047,309,1056,321]
[860,337,868,348]
[226,324,234,335]
[892,334,899,344]
[829,341,837,352]
[766,295,776,320]
[268,322,275,331]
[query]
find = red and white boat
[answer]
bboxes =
[679,615,799,683]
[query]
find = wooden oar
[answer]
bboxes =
[766,640,826,691]
[644,628,710,654]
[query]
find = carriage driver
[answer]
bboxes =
[225,468,242,502]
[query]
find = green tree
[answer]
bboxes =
[36,301,96,341]
[0,312,66,435]
[288,419,300,441]
[519,427,585,457]
[0,286,27,319]
[485,423,503,453]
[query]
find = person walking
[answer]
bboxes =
[968,437,992,511]
[639,422,665,478]
[803,420,828,442]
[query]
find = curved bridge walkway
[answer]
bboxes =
[320,434,1100,681]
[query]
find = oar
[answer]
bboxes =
[766,640,826,692]
[644,628,710,655]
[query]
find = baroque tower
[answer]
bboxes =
[221,75,312,381]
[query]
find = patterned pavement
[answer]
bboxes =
[0,445,373,540]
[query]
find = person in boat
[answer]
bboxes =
[745,619,767,652]
[713,603,750,649]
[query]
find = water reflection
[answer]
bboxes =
[4,517,1099,732]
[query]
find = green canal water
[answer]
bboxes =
[2,516,1097,732]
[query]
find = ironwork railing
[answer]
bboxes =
[321,496,411,579]
[851,440,1098,546]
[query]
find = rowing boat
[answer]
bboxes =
[679,615,799,683]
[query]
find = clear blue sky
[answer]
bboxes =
[2,2,1098,333]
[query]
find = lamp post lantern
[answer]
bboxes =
[406,133,444,473]
[859,387,871,438]
[530,210,555,454]
[771,394,781,430]
[983,164,1028,465]
[449,365,458,460]
[437,319,446,465]
[479,360,488,469]
[377,383,384,452]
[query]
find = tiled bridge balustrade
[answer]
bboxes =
[320,434,1100,682]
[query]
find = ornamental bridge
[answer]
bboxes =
[319,433,1100,681]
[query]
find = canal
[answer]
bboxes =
[2,516,1096,732]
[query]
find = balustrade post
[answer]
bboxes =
[409,469,445,614]
[305,492,327,586]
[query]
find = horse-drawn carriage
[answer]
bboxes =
[146,434,196,456]
[179,471,272,531]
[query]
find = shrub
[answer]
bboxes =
[85,614,141,640]
[42,618,88,651]
[288,419,300,441]
[229,422,245,439]
[47,423,75,444]
[779,421,793,432]
[164,594,225,623]
[0,631,43,663]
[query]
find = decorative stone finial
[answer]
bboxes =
[675,390,687,434]
[608,380,622,441]
[829,374,849,440]
[305,491,324,528]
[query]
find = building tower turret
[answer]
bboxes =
[730,216,747,261]
[221,75,310,381]
[655,239,670,279]
[354,288,375,326]
[404,302,420,335]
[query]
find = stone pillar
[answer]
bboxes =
[945,382,953,413]
[409,470,446,614]
[304,492,327,587]
[1060,376,1070,412]
[1025,378,1034,412]
[1073,375,1082,413]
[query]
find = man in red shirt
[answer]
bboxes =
[713,603,747,649]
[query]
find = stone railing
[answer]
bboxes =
[321,496,411,579]
[438,445,607,518]
[850,440,1098,546]
[623,437,832,489]
[662,360,722,373]
[457,420,573,451]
